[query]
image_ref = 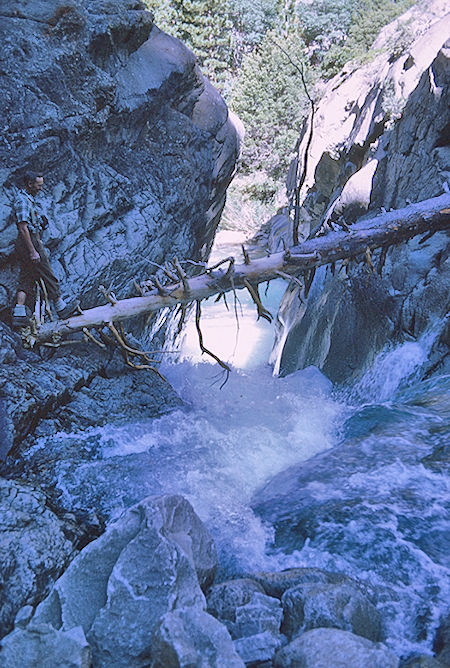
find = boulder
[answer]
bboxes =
[234,630,284,665]
[151,608,245,668]
[0,479,74,639]
[27,495,216,667]
[0,624,90,668]
[281,581,382,642]
[207,578,284,664]
[207,579,267,626]
[250,568,364,600]
[273,7,450,383]
[274,628,399,668]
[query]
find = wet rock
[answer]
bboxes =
[0,479,74,639]
[30,495,214,667]
[207,578,283,664]
[53,365,183,432]
[234,630,284,665]
[207,579,267,625]
[273,9,450,383]
[401,655,447,667]
[433,613,450,667]
[251,567,361,600]
[151,607,245,668]
[281,581,382,642]
[0,623,91,668]
[0,347,100,452]
[274,628,399,668]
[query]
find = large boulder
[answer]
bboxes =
[281,581,382,642]
[151,608,245,668]
[250,567,369,600]
[9,495,217,668]
[0,479,74,639]
[207,578,284,664]
[273,4,450,383]
[274,628,399,668]
[0,624,91,668]
[0,0,240,308]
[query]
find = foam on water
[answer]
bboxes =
[93,231,448,658]
[100,361,342,575]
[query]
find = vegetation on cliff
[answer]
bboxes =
[145,0,415,201]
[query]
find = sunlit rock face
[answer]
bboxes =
[0,0,240,308]
[273,2,450,383]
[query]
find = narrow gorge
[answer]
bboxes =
[0,1,449,667]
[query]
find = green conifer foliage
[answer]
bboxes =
[145,0,233,87]
[231,29,311,192]
[321,0,415,76]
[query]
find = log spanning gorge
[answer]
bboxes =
[33,194,450,345]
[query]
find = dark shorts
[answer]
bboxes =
[16,233,61,302]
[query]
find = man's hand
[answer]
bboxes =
[30,249,40,262]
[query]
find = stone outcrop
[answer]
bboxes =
[0,495,218,667]
[281,580,381,642]
[0,479,74,638]
[273,1,450,383]
[0,328,181,459]
[0,0,240,311]
[274,627,399,668]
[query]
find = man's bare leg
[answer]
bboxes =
[12,290,28,326]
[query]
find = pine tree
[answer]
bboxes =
[145,0,233,88]
[231,28,311,194]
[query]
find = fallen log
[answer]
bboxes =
[34,193,450,345]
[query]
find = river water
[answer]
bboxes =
[96,230,449,659]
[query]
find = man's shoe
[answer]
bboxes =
[12,314,30,329]
[57,300,80,319]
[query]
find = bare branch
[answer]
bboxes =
[243,279,273,322]
[195,300,231,385]
[31,194,450,346]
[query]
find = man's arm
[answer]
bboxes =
[17,222,40,262]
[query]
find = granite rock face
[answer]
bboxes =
[1,495,217,667]
[0,0,240,310]
[0,479,74,639]
[0,335,181,459]
[281,580,382,642]
[273,2,450,383]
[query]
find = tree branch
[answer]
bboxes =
[31,194,450,345]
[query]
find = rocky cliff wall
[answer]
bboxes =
[273,1,450,383]
[0,0,241,309]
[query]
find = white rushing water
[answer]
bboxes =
[100,228,344,573]
[95,230,449,658]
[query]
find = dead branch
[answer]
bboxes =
[99,284,118,305]
[241,244,251,265]
[82,327,107,349]
[173,257,190,297]
[243,279,273,322]
[32,194,450,345]
[276,271,303,289]
[195,300,231,384]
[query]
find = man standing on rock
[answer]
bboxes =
[11,170,78,328]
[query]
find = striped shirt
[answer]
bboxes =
[12,189,45,235]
